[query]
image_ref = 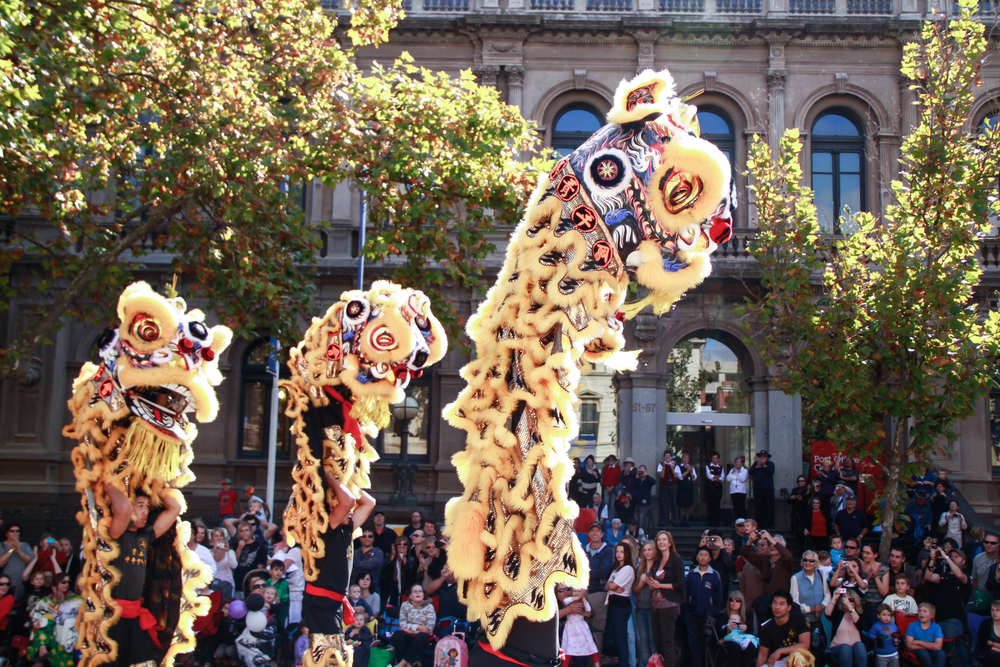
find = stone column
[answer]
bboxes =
[766,387,802,496]
[766,69,787,156]
[616,372,666,470]
[898,73,918,138]
[506,66,524,111]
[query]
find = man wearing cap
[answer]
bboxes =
[219,478,242,523]
[585,522,613,653]
[750,450,775,530]
[370,510,397,556]
[619,457,638,498]
[633,465,656,536]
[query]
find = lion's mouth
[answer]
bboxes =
[124,384,193,439]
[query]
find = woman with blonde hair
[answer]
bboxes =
[825,587,867,667]
[648,531,684,667]
[633,540,658,667]
[716,590,758,667]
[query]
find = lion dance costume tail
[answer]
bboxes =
[443,69,734,666]
[65,282,232,667]
[282,282,447,667]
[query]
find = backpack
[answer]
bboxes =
[434,632,468,667]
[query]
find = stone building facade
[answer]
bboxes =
[2,0,999,531]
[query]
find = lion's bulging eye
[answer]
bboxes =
[660,168,704,215]
[130,314,161,343]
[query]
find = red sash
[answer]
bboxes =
[305,583,355,625]
[323,386,364,452]
[115,598,162,647]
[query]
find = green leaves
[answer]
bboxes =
[746,3,1000,554]
[0,0,537,375]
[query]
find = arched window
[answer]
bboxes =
[551,104,604,156]
[811,110,865,234]
[238,339,293,459]
[697,107,735,165]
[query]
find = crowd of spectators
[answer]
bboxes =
[0,459,996,667]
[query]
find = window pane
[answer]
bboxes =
[813,174,835,233]
[697,111,731,136]
[242,381,266,453]
[840,174,862,217]
[580,401,599,439]
[812,152,833,173]
[813,114,860,136]
[247,343,270,365]
[554,109,603,133]
[840,152,860,173]
[381,384,430,457]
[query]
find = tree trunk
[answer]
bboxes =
[878,419,906,561]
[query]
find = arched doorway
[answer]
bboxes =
[664,332,753,523]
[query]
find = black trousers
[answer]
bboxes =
[705,484,723,526]
[754,489,775,529]
[109,615,155,667]
[389,630,431,664]
[730,493,747,520]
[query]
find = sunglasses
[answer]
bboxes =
[362,535,374,539]
[728,598,741,602]
[986,541,999,546]
[0,583,9,587]
[7,530,19,533]
[252,583,265,590]
[845,545,859,549]
[802,558,817,563]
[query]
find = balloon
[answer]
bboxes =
[229,600,248,620]
[245,593,265,612]
[246,610,267,633]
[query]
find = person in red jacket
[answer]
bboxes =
[602,454,621,509]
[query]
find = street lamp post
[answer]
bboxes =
[389,395,419,506]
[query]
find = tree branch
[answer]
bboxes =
[0,191,201,381]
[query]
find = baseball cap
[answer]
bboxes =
[222,478,232,485]
[244,485,254,494]
[373,510,385,517]
[735,518,746,525]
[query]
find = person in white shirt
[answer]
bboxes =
[727,456,749,520]
[790,550,831,624]
[604,542,634,667]
[882,572,918,616]
[209,527,238,600]
[272,532,305,624]
[188,522,217,594]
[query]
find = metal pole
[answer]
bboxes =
[265,337,280,515]
[357,194,366,291]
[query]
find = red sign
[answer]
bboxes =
[809,440,885,512]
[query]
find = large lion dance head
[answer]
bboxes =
[282,281,446,579]
[545,69,734,319]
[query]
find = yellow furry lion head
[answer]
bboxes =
[547,69,734,317]
[286,280,447,434]
[73,281,232,443]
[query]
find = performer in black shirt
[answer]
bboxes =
[104,482,181,667]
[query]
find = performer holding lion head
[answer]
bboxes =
[65,282,232,667]
[281,281,447,667]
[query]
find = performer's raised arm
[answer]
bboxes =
[104,482,133,540]
[353,490,376,529]
[153,489,183,539]
[327,474,358,528]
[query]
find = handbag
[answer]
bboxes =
[647,653,664,667]
[650,588,679,610]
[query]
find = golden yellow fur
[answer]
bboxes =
[443,68,731,650]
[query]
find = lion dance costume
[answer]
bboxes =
[443,69,739,666]
[65,282,232,667]
[281,282,447,667]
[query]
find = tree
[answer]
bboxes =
[744,0,1000,558]
[0,0,540,380]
